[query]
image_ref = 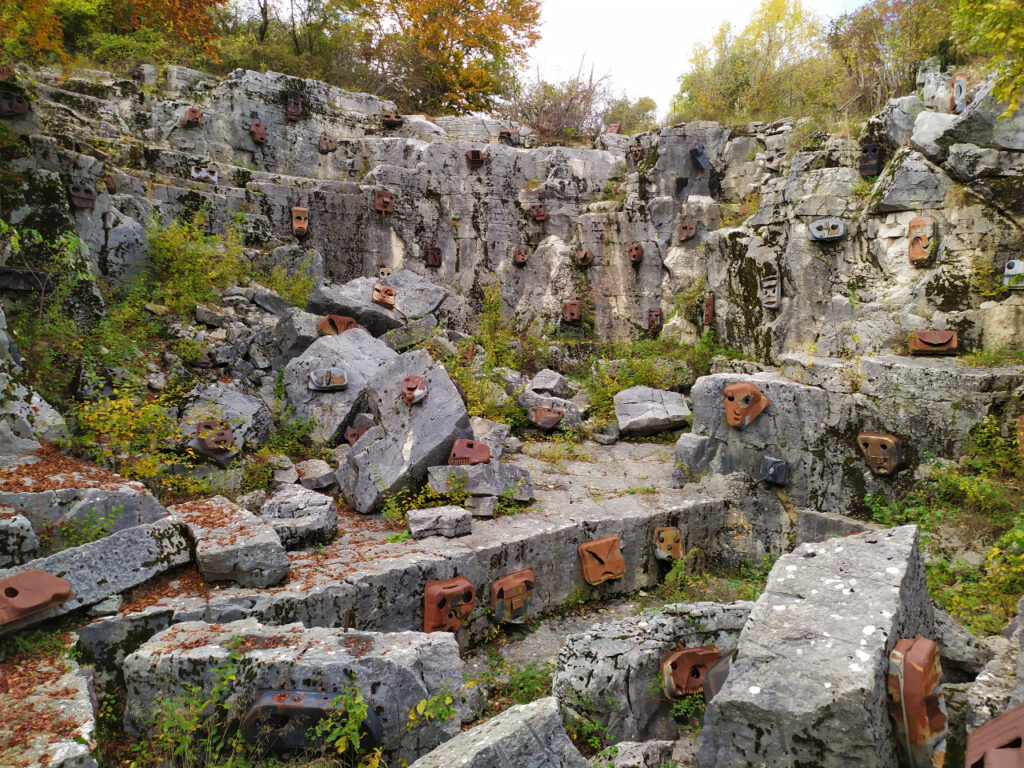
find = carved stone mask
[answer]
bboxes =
[723,382,770,429]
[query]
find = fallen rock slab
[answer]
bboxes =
[284,329,398,444]
[553,602,752,743]
[340,349,472,513]
[0,517,191,634]
[123,619,463,766]
[614,385,690,436]
[0,506,40,566]
[0,639,98,768]
[259,485,338,549]
[428,462,533,501]
[180,384,272,466]
[308,272,446,336]
[696,525,934,768]
[407,505,472,539]
[409,697,588,768]
[169,496,289,587]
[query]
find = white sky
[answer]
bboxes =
[526,0,866,118]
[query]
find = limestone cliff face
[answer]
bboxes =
[2,63,1022,356]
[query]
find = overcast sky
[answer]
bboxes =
[526,0,866,118]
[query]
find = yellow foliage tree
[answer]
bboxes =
[956,0,1024,116]
[340,0,542,113]
[670,0,840,124]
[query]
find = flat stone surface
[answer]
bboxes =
[0,517,191,634]
[409,697,588,768]
[696,526,934,768]
[0,639,98,768]
[428,462,533,500]
[614,385,690,436]
[169,496,289,587]
[123,619,463,766]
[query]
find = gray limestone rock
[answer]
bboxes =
[284,329,398,444]
[407,505,472,539]
[76,606,175,689]
[463,495,498,518]
[870,95,925,151]
[0,651,99,768]
[613,386,690,436]
[933,607,994,683]
[910,111,960,161]
[965,635,1017,732]
[308,272,447,337]
[123,620,463,766]
[0,517,191,634]
[295,458,337,490]
[181,384,272,466]
[675,360,1020,517]
[428,462,533,501]
[518,388,584,431]
[168,496,289,587]
[873,149,953,211]
[696,526,934,768]
[591,741,675,768]
[409,697,588,768]
[340,349,472,513]
[530,368,570,398]
[259,485,338,549]
[0,507,40,566]
[383,314,438,351]
[270,307,319,366]
[470,416,511,461]
[553,602,752,743]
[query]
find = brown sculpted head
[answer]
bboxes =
[424,576,475,633]
[661,645,722,699]
[723,382,770,429]
[578,535,626,585]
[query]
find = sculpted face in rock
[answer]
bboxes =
[578,535,626,585]
[723,382,770,429]
[654,526,682,561]
[491,569,534,624]
[858,432,903,475]
[661,644,722,700]
[424,576,475,633]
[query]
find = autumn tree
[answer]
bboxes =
[341,0,543,113]
[828,0,957,115]
[499,61,610,143]
[602,94,657,134]
[955,0,1024,115]
[1,1,65,63]
[669,0,840,124]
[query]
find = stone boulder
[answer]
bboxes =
[675,358,1020,517]
[284,328,399,444]
[259,485,338,549]
[872,149,953,211]
[553,602,752,743]
[518,389,584,431]
[0,517,191,634]
[180,384,272,466]
[0,507,39,566]
[696,526,934,768]
[168,496,289,587]
[0,649,98,768]
[340,349,472,513]
[613,386,690,436]
[470,416,511,461]
[409,697,588,768]
[428,462,533,502]
[123,620,463,766]
[407,505,472,539]
[530,368,570,398]
[270,307,319,366]
[308,271,447,337]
